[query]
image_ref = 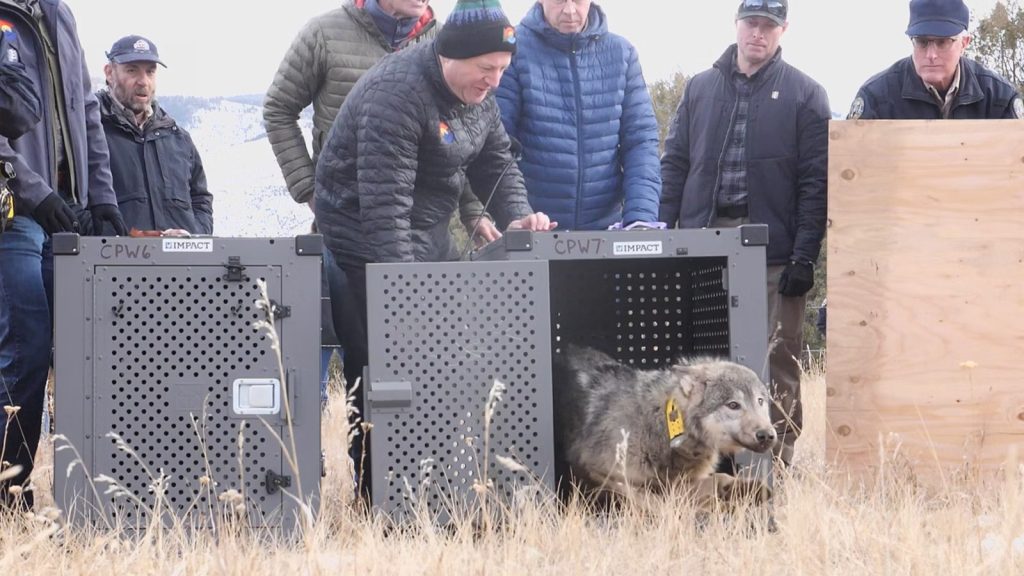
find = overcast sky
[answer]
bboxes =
[74,0,1002,114]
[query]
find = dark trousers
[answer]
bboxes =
[335,262,371,499]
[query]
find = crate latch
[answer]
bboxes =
[223,256,248,282]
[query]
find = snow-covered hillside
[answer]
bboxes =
[160,95,314,238]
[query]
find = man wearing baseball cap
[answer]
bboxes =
[97,35,212,235]
[849,0,1022,119]
[314,0,556,500]
[661,0,830,470]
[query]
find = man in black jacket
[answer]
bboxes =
[660,0,829,467]
[848,0,1022,120]
[315,0,555,496]
[98,35,213,235]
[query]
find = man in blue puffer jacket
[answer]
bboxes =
[496,0,661,231]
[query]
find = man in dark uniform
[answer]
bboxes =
[849,0,1022,120]
[0,0,127,512]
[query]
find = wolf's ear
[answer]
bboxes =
[671,363,708,403]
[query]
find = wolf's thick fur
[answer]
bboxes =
[552,345,776,498]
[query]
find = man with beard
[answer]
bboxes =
[97,35,212,235]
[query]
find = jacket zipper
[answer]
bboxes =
[570,40,584,229]
[36,12,77,204]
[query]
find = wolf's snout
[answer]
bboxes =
[755,429,777,449]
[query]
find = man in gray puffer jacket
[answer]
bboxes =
[315,0,556,494]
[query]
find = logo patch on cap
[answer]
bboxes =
[133,39,151,51]
[503,26,516,45]
[439,121,455,144]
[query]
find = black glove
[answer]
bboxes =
[90,204,128,236]
[31,193,78,235]
[778,260,814,297]
[69,203,94,236]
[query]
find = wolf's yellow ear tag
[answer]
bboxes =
[665,398,685,440]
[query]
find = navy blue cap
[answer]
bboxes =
[907,0,969,37]
[105,35,166,67]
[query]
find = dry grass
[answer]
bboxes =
[2,363,1023,575]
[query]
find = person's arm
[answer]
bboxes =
[791,82,830,266]
[186,134,213,234]
[0,32,41,139]
[618,42,661,225]
[354,87,423,263]
[658,83,692,227]
[80,41,117,209]
[495,52,522,142]
[263,19,324,205]
[459,183,500,247]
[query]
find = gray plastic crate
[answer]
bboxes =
[365,226,769,520]
[52,234,322,532]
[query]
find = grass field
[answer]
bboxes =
[2,366,1022,575]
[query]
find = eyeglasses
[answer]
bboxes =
[739,0,788,20]
[911,36,960,51]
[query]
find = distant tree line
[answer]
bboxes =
[972,0,1024,92]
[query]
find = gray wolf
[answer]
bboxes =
[552,345,776,501]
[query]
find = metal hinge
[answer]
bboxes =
[266,470,292,494]
[269,299,291,319]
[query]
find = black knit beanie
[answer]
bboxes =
[436,0,517,59]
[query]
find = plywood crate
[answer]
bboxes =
[827,120,1024,483]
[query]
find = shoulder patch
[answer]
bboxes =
[848,97,864,120]
[1014,98,1024,120]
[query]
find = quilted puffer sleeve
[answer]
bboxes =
[617,42,661,225]
[354,81,425,263]
[264,18,324,203]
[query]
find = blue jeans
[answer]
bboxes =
[0,216,52,509]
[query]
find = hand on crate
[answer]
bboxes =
[507,212,557,232]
